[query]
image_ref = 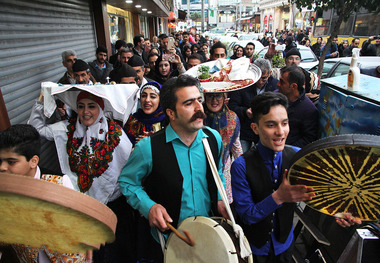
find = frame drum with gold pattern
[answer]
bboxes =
[0,173,117,253]
[164,216,253,263]
[288,134,380,221]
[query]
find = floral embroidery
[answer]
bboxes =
[66,117,122,192]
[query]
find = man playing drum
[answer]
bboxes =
[119,75,229,262]
[231,92,315,263]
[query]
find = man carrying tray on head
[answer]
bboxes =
[231,92,315,263]
[119,75,229,262]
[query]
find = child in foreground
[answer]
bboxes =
[0,124,90,263]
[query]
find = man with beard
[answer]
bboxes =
[267,46,320,103]
[119,75,229,262]
[133,34,149,64]
[245,42,256,63]
[277,66,319,148]
[73,59,93,84]
[229,58,278,152]
[88,46,113,83]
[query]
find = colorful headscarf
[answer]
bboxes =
[204,104,240,169]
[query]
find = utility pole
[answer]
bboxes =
[187,0,190,30]
[201,0,205,32]
[207,0,210,31]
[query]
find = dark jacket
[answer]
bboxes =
[343,45,355,57]
[229,76,278,142]
[88,60,113,84]
[361,40,379,56]
[241,145,296,248]
[133,48,149,64]
[286,91,319,148]
[109,53,119,66]
[311,43,321,58]
[57,71,75,84]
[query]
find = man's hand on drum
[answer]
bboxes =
[336,214,362,228]
[148,204,173,232]
[217,200,230,220]
[272,169,315,205]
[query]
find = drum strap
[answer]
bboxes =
[202,138,252,259]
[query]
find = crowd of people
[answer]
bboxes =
[0,27,374,263]
[268,29,380,59]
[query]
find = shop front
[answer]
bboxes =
[107,5,134,45]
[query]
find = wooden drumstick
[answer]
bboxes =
[165,220,195,246]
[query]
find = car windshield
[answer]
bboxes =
[257,48,267,58]
[310,62,336,79]
[300,49,316,62]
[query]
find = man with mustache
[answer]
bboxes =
[72,59,93,85]
[88,46,113,83]
[119,75,229,262]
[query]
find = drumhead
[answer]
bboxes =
[0,173,117,253]
[164,216,253,263]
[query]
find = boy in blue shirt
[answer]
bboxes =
[231,92,315,262]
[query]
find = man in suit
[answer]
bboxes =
[229,58,279,152]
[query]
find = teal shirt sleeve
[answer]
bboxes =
[118,136,156,218]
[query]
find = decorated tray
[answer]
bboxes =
[288,134,380,221]
[184,58,261,93]
[0,173,117,253]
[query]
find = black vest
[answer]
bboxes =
[240,145,296,248]
[144,127,219,229]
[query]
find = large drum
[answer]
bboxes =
[288,134,380,221]
[0,173,117,253]
[164,216,253,263]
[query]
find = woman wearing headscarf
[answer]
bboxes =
[203,92,243,203]
[230,45,245,60]
[181,45,192,66]
[146,54,186,84]
[29,88,136,262]
[123,81,166,146]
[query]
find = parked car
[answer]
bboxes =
[238,33,263,41]
[309,56,379,79]
[257,44,319,70]
[227,40,264,57]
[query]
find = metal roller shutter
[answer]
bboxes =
[0,0,98,173]
[0,0,97,124]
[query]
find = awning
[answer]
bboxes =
[178,10,187,20]
[106,0,170,17]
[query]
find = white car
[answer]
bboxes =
[309,56,379,79]
[228,40,264,57]
[238,33,263,41]
[257,44,319,70]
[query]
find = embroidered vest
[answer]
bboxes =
[240,145,296,248]
[144,127,219,229]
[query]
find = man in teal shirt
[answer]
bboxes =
[119,75,228,260]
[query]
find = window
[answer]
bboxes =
[354,13,380,37]
[330,15,354,36]
[314,9,332,36]
[331,63,350,78]
[315,61,336,79]
[300,49,317,62]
